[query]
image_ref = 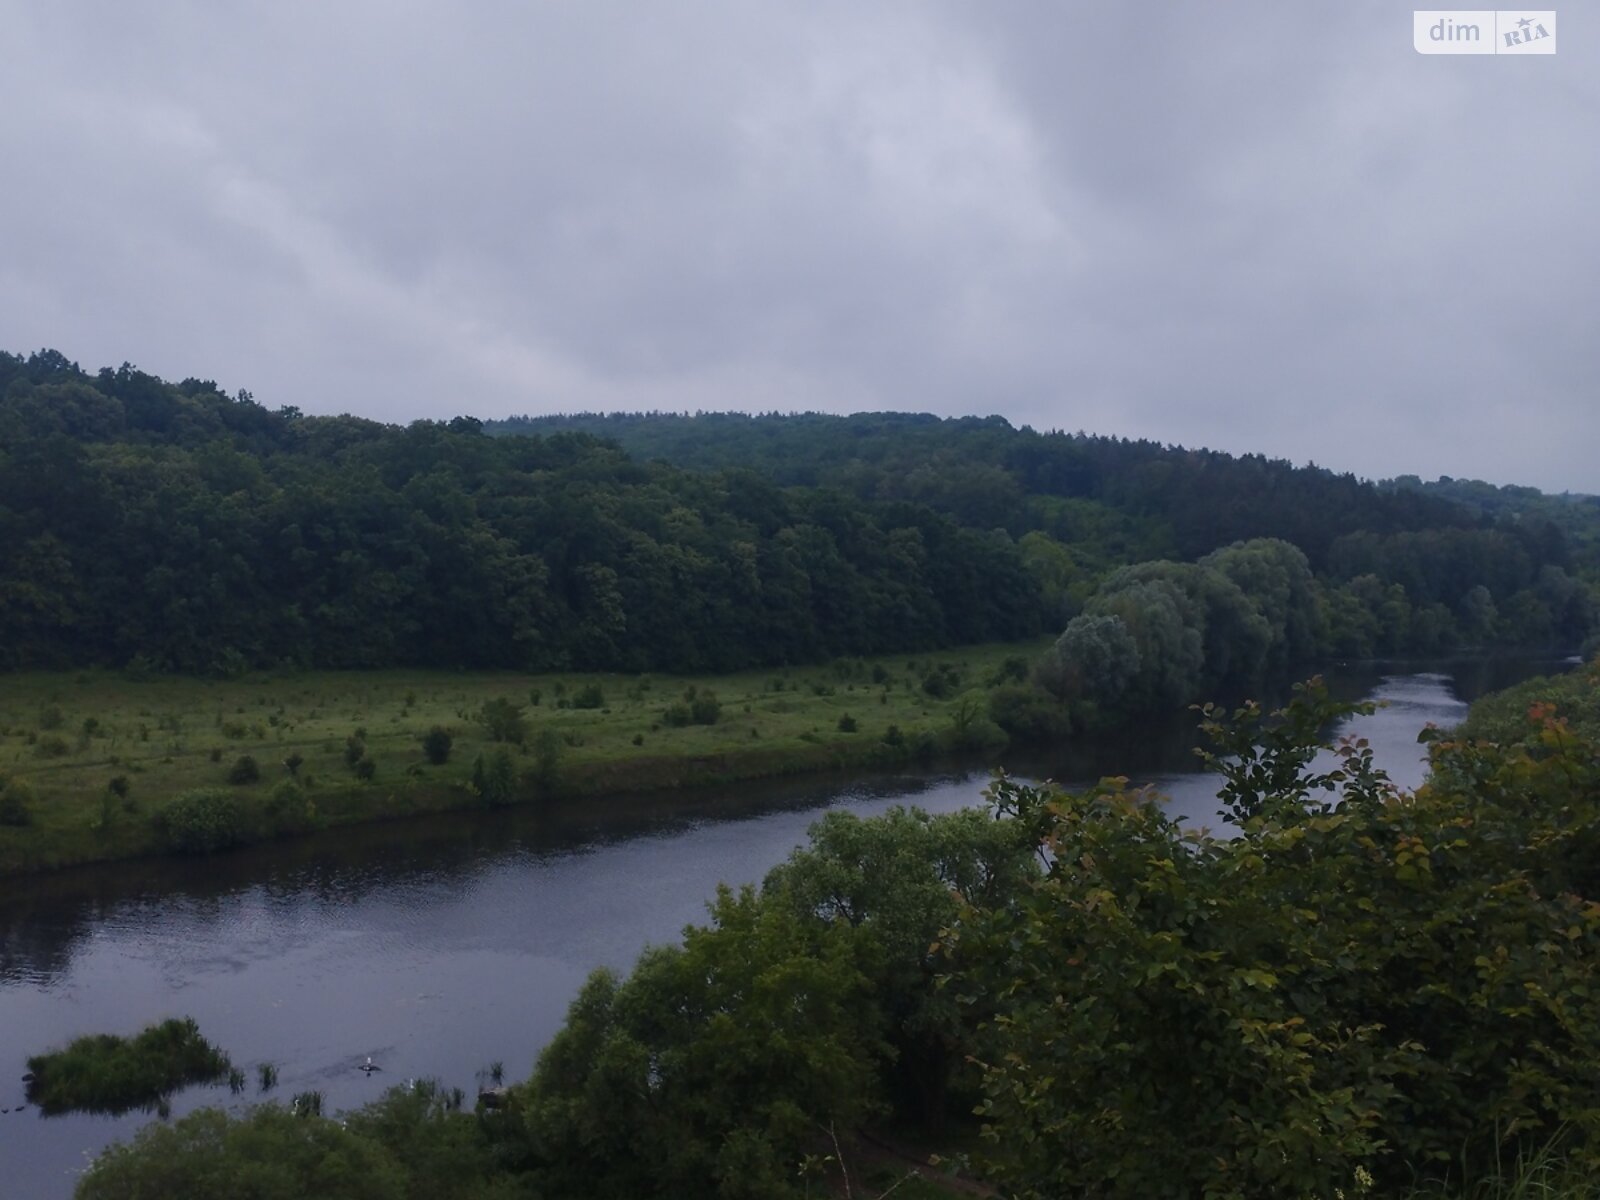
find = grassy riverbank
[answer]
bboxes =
[0,639,1046,875]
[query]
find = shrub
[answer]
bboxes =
[283,752,304,777]
[837,714,858,733]
[478,698,527,745]
[987,655,1030,687]
[690,688,721,725]
[159,789,246,855]
[533,729,563,790]
[0,779,36,827]
[34,734,70,758]
[524,887,885,1199]
[471,748,517,807]
[265,779,314,835]
[354,756,376,781]
[343,735,366,765]
[37,703,64,731]
[987,683,1073,744]
[227,755,261,785]
[73,1103,428,1197]
[663,686,721,727]
[920,667,960,699]
[421,726,452,765]
[881,725,905,747]
[571,683,605,710]
[291,1090,324,1118]
[943,691,1009,752]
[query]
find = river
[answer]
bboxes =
[0,657,1572,1197]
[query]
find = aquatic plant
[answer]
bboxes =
[25,1017,231,1115]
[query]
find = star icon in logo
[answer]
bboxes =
[1517,16,1533,29]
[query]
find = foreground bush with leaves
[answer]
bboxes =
[76,1081,533,1200]
[949,678,1600,1198]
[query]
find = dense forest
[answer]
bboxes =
[0,353,1037,674]
[2,351,1594,689]
[489,410,1596,567]
[493,412,1597,666]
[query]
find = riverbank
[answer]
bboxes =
[0,665,1566,1200]
[0,640,1044,875]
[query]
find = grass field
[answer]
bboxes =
[0,639,1047,874]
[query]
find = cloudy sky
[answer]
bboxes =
[2,2,1594,490]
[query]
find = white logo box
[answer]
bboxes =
[1414,10,1556,54]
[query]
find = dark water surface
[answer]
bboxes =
[0,658,1572,1197]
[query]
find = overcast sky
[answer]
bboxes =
[2,2,1594,490]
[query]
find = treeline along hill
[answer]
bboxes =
[1,349,1594,684]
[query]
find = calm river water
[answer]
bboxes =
[0,658,1572,1198]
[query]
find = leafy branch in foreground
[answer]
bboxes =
[951,678,1600,1198]
[1194,674,1392,825]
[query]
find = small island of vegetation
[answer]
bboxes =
[25,1017,231,1116]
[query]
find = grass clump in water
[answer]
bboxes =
[25,1017,232,1115]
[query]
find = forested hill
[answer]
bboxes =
[0,352,1042,673]
[1382,472,1600,558]
[491,411,1599,656]
[1,350,1592,677]
[487,411,1487,569]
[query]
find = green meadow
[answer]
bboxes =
[0,638,1046,874]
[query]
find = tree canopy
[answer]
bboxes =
[3,351,1593,679]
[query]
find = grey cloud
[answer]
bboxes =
[0,0,1593,489]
